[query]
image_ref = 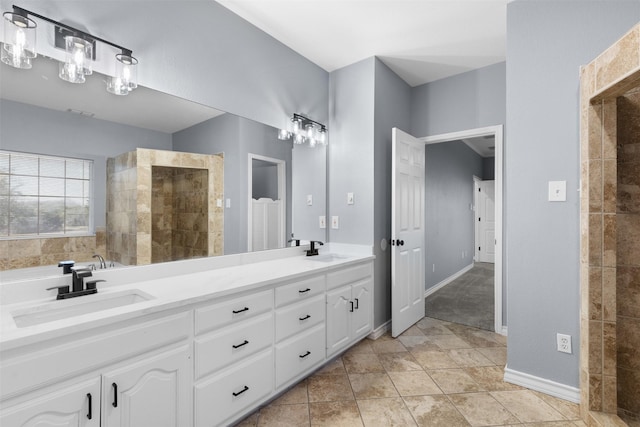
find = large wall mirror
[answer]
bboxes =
[0,55,327,273]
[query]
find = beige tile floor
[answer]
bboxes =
[234,317,586,427]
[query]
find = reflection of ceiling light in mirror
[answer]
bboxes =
[59,36,93,84]
[107,53,138,95]
[1,12,37,69]
[279,113,328,148]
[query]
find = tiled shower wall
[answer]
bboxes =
[106,151,138,265]
[151,166,209,263]
[616,88,640,420]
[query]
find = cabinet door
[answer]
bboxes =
[101,345,190,427]
[326,285,352,357]
[352,279,373,339]
[1,378,100,427]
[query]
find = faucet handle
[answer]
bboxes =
[46,284,70,299]
[85,279,105,291]
[58,260,75,275]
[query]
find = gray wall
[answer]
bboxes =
[373,59,411,327]
[291,144,327,244]
[425,141,483,289]
[1,0,329,132]
[252,161,278,200]
[483,157,495,181]
[173,114,293,255]
[505,0,640,388]
[411,62,506,137]
[0,99,172,228]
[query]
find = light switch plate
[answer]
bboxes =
[307,194,313,206]
[347,192,354,205]
[319,216,326,229]
[331,216,339,229]
[548,181,567,202]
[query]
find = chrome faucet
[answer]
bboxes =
[93,254,107,269]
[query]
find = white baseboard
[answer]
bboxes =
[368,320,390,340]
[500,326,508,336]
[503,366,580,403]
[424,263,474,298]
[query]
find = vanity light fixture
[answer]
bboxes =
[1,5,138,95]
[278,113,328,147]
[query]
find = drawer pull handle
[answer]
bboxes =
[87,393,92,420]
[299,314,311,321]
[354,298,359,309]
[232,307,249,314]
[232,340,249,349]
[233,385,249,397]
[299,351,311,359]
[112,383,118,407]
[350,301,354,313]
[299,288,311,294]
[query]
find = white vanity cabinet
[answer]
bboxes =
[326,263,373,357]
[193,289,275,427]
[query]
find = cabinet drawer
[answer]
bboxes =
[195,312,273,380]
[195,349,273,427]
[275,324,325,388]
[275,275,325,307]
[275,295,325,342]
[195,289,273,335]
[326,263,372,290]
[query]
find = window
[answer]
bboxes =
[0,151,93,238]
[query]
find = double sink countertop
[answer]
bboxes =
[0,244,374,351]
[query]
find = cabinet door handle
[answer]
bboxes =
[232,339,249,349]
[299,314,311,321]
[299,351,311,359]
[299,288,311,294]
[354,298,359,309]
[232,307,249,314]
[112,382,118,407]
[232,385,249,397]
[350,301,354,312]
[86,393,92,420]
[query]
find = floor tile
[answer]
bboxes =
[370,338,407,354]
[490,390,566,423]
[428,334,473,349]
[348,372,399,399]
[446,348,494,367]
[448,392,519,426]
[342,352,384,374]
[378,351,422,372]
[531,390,581,420]
[308,374,354,402]
[415,318,455,335]
[345,339,374,355]
[403,395,470,427]
[428,369,484,393]
[398,335,440,352]
[412,349,460,369]
[476,347,507,365]
[271,379,308,405]
[388,370,442,396]
[234,411,258,426]
[314,358,347,376]
[464,366,524,391]
[309,401,363,426]
[399,325,425,336]
[357,397,417,426]
[257,403,309,426]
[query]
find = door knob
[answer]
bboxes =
[398,240,405,246]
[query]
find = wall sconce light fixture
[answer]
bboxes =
[278,113,328,147]
[1,5,138,95]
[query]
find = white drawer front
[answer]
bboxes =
[275,275,325,307]
[195,289,273,335]
[275,324,325,388]
[326,263,372,290]
[195,349,273,427]
[195,312,273,380]
[275,295,325,342]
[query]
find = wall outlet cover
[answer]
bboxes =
[347,192,354,205]
[556,333,572,354]
[319,216,326,229]
[548,181,567,202]
[331,216,339,229]
[307,194,313,206]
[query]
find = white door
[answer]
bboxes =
[476,180,495,263]
[391,128,426,337]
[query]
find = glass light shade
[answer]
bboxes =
[278,129,290,140]
[318,128,327,145]
[107,53,138,95]
[294,133,305,145]
[59,36,93,84]
[1,12,37,69]
[305,123,315,139]
[292,117,302,134]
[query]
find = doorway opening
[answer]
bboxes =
[421,125,504,334]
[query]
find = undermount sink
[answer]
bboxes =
[11,289,154,328]
[307,254,348,262]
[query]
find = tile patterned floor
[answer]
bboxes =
[234,317,586,427]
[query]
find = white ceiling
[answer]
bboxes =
[216,0,507,87]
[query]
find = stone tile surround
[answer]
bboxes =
[580,22,640,426]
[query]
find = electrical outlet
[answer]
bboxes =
[557,333,572,354]
[331,216,339,229]
[319,216,326,229]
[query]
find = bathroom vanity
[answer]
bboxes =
[0,247,374,426]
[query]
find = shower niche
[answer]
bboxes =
[107,148,224,266]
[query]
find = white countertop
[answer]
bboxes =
[0,246,374,351]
